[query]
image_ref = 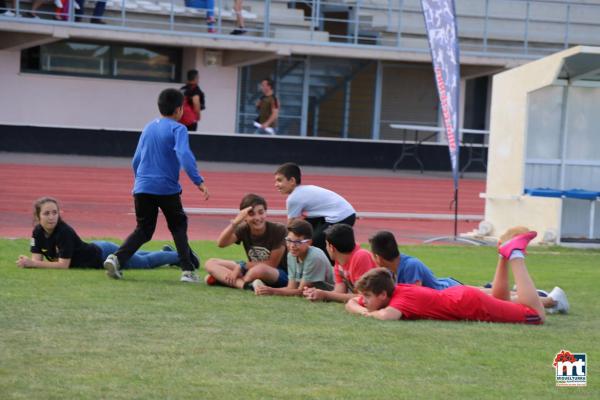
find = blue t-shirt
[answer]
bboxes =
[396,255,461,290]
[132,118,203,195]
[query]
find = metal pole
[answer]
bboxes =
[121,0,126,27]
[559,85,570,190]
[371,60,383,140]
[564,3,571,49]
[342,80,351,138]
[300,57,311,137]
[264,0,271,38]
[483,0,489,52]
[217,0,222,33]
[524,1,530,55]
[396,0,403,48]
[354,0,361,44]
[169,0,174,30]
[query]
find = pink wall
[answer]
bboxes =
[0,48,238,134]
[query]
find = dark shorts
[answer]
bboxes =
[237,261,288,288]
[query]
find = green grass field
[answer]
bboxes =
[1,238,599,399]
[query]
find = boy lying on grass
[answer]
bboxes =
[346,228,551,324]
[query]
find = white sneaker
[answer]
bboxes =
[104,254,122,279]
[180,271,199,283]
[547,286,569,314]
[2,10,16,16]
[54,0,63,8]
[251,279,266,291]
[73,1,80,10]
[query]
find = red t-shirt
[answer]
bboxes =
[386,284,542,324]
[334,245,377,292]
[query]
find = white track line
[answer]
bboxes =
[183,208,483,221]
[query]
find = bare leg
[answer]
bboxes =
[234,0,244,28]
[242,263,281,285]
[204,258,245,288]
[481,287,557,308]
[509,257,545,321]
[490,256,511,301]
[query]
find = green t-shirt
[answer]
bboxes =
[287,246,334,291]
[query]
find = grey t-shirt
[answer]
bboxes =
[287,246,334,291]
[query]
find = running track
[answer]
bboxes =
[0,160,485,244]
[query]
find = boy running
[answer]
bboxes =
[103,88,209,283]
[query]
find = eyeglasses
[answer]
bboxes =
[285,238,310,246]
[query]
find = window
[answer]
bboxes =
[21,40,181,82]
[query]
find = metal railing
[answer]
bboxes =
[2,0,600,58]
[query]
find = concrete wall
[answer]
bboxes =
[0,47,238,134]
[484,46,581,242]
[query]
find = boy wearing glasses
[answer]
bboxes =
[204,193,288,290]
[255,219,334,296]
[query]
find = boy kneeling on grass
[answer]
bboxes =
[255,219,334,296]
[346,228,548,324]
[204,193,288,291]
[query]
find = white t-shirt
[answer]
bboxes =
[286,185,356,223]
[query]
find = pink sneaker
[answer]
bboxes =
[498,231,537,259]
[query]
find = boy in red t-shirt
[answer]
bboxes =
[303,224,377,303]
[346,228,546,324]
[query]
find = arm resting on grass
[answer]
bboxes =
[17,253,71,269]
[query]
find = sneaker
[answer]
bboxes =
[547,286,569,314]
[252,279,266,291]
[498,230,537,259]
[2,10,16,16]
[104,254,122,279]
[230,28,246,35]
[54,0,63,8]
[204,274,217,286]
[162,245,175,252]
[90,18,106,24]
[180,270,199,283]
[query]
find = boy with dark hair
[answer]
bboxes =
[104,88,209,283]
[204,193,288,290]
[347,229,547,324]
[255,219,334,296]
[180,69,206,132]
[303,224,376,303]
[274,162,356,260]
[370,230,569,313]
[369,230,461,290]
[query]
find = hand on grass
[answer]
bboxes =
[198,183,209,200]
[255,286,272,296]
[303,287,325,301]
[16,255,32,268]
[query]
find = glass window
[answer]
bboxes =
[21,41,181,83]
[565,86,600,161]
[526,85,564,159]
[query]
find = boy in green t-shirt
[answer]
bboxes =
[255,219,333,296]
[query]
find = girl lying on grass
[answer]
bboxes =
[16,197,182,275]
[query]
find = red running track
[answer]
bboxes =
[0,163,485,244]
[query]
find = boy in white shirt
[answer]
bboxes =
[274,162,356,260]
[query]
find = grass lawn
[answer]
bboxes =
[1,238,599,399]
